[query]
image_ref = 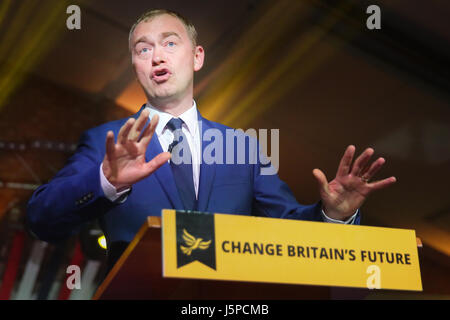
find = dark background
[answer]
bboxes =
[0,0,448,299]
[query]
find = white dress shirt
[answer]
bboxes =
[100,101,201,201]
[100,100,357,224]
[146,101,201,198]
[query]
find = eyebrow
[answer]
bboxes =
[161,31,182,41]
[133,32,181,48]
[133,35,151,48]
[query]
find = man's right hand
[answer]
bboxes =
[102,109,171,191]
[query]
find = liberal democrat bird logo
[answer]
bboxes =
[180,228,211,256]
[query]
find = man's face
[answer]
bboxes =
[130,14,204,105]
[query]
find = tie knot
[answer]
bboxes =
[167,117,184,132]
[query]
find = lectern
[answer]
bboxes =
[93,211,422,300]
[93,216,330,299]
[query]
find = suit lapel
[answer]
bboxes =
[196,113,216,212]
[139,106,216,212]
[144,119,184,210]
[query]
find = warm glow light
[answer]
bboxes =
[98,235,107,250]
[115,80,147,113]
[197,0,355,128]
[0,0,69,111]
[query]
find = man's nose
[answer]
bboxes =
[152,46,165,66]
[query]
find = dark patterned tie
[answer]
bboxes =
[166,118,197,210]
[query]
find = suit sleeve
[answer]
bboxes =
[26,129,117,242]
[251,146,361,225]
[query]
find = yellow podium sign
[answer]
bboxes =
[162,210,422,291]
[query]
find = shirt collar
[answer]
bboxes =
[145,100,198,137]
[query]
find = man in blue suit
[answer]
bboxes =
[27,9,396,270]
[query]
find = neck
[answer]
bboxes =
[148,92,194,117]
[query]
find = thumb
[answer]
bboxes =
[312,168,329,195]
[144,151,171,175]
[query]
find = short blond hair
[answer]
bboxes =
[128,9,198,50]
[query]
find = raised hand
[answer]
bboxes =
[102,109,171,191]
[312,145,396,221]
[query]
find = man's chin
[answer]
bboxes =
[149,91,178,104]
[147,86,175,99]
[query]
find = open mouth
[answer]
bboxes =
[152,68,171,83]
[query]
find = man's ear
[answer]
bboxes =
[193,45,205,72]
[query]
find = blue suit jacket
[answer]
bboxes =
[27,105,360,262]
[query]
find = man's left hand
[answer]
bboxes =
[312,145,396,221]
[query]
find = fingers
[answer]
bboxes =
[350,147,374,176]
[336,145,355,177]
[128,109,150,141]
[145,151,171,175]
[312,168,329,195]
[105,131,115,160]
[139,113,159,146]
[118,118,135,145]
[116,110,153,146]
[360,157,385,180]
[368,176,397,191]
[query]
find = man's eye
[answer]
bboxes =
[138,47,151,55]
[167,41,175,47]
